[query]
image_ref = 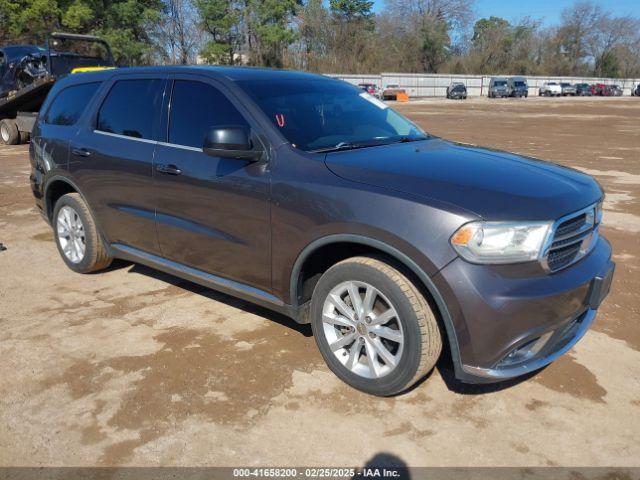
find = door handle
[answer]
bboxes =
[71,147,91,157]
[156,164,182,175]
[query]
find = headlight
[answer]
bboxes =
[450,221,552,264]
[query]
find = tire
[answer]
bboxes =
[52,193,112,273]
[310,256,442,396]
[0,119,19,145]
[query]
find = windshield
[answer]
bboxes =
[493,81,507,87]
[50,38,110,61]
[514,81,526,87]
[237,79,427,152]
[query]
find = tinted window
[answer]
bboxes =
[238,79,426,152]
[169,80,248,148]
[44,82,100,126]
[97,79,164,139]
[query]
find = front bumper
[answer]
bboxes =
[433,236,614,383]
[461,308,595,380]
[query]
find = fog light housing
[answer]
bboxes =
[499,331,554,366]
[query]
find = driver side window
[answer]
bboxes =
[168,80,249,149]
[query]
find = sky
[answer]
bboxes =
[372,0,638,26]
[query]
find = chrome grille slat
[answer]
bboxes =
[551,222,594,243]
[543,203,600,273]
[550,229,593,250]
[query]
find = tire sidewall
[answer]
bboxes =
[53,195,99,273]
[310,261,424,396]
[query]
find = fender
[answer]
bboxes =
[43,175,112,253]
[289,233,463,374]
[43,175,86,219]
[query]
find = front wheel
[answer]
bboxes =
[310,256,442,396]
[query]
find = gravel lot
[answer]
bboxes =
[1,96,639,467]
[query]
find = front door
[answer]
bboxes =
[153,76,271,291]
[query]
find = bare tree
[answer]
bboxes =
[155,0,201,64]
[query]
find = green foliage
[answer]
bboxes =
[0,0,163,64]
[252,0,298,66]
[420,17,450,72]
[595,50,620,77]
[329,0,373,21]
[196,0,241,64]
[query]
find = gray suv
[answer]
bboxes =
[488,77,509,98]
[30,67,614,396]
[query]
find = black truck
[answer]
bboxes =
[0,32,114,145]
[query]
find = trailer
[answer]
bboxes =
[0,32,115,145]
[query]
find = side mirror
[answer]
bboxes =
[203,126,263,161]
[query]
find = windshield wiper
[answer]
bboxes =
[390,135,429,144]
[310,135,429,154]
[310,141,373,153]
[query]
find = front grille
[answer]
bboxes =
[544,205,599,272]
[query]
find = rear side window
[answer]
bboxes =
[169,80,248,148]
[97,79,164,140]
[44,82,100,126]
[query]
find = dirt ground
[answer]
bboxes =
[0,96,639,468]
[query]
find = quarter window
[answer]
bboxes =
[169,80,249,148]
[44,82,101,126]
[97,79,164,140]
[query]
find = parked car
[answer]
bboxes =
[446,82,467,99]
[634,84,640,96]
[488,77,509,98]
[382,84,405,101]
[592,83,608,96]
[560,82,577,96]
[31,67,614,396]
[607,84,622,96]
[539,82,562,96]
[575,83,593,96]
[508,77,528,97]
[358,83,380,98]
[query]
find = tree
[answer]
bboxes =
[196,0,242,64]
[330,0,373,22]
[154,0,201,64]
[250,0,299,67]
[293,0,332,70]
[555,1,600,75]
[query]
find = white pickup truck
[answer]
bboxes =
[538,82,562,97]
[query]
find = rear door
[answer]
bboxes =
[153,75,271,291]
[32,81,102,181]
[69,74,167,254]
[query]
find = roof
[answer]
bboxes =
[58,65,331,83]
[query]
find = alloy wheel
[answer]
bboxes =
[322,281,404,379]
[56,205,86,263]
[0,124,9,143]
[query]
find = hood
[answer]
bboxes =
[324,138,602,221]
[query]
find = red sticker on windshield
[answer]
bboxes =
[275,114,285,127]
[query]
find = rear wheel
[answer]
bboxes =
[0,119,19,145]
[310,256,442,396]
[53,193,112,273]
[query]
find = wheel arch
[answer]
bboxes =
[43,177,105,241]
[289,234,462,370]
[44,176,83,221]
